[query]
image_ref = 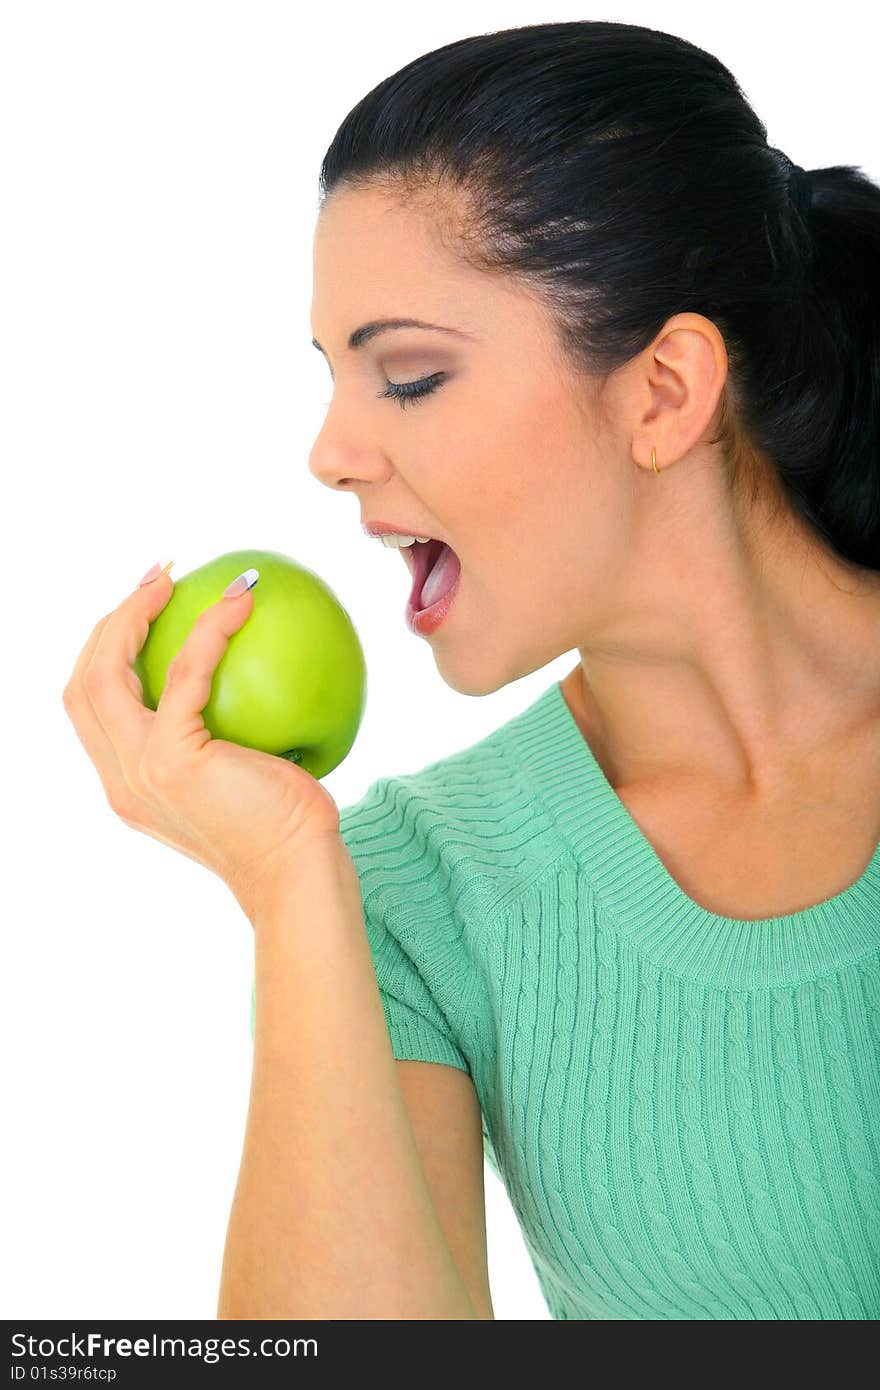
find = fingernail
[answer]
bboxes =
[222,567,259,599]
[138,559,175,587]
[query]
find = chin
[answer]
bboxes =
[431,648,543,699]
[435,669,505,698]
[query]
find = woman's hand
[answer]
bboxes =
[62,563,343,922]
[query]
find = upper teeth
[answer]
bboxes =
[379,533,431,547]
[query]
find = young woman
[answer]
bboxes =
[64,21,880,1318]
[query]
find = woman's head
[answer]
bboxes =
[308,20,880,699]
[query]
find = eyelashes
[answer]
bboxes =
[377,372,445,410]
[320,371,447,414]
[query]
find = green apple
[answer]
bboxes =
[134,549,367,779]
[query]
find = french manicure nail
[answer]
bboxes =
[138,559,175,587]
[222,567,259,598]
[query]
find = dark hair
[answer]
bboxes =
[317,20,880,573]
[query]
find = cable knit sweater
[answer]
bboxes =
[249,678,880,1319]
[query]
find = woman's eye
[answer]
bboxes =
[377,372,445,410]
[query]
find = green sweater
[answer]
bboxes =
[250,678,880,1319]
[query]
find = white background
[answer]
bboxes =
[3,0,876,1321]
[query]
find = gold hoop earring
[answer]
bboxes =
[652,446,660,475]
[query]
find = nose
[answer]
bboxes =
[307,407,390,493]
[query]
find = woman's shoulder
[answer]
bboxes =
[337,704,564,924]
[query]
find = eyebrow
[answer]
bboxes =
[311,317,475,357]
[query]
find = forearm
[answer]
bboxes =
[216,835,477,1320]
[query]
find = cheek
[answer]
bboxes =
[437,375,599,584]
[462,463,613,636]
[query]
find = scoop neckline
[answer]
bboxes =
[505,679,880,986]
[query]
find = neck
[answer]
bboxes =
[569,512,880,801]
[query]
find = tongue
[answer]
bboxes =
[419,543,460,609]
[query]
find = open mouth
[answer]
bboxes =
[406,538,460,611]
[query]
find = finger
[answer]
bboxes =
[61,571,169,807]
[146,576,258,774]
[63,611,115,706]
[64,658,139,814]
[63,562,176,705]
[83,565,178,791]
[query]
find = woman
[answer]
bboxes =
[64,21,880,1318]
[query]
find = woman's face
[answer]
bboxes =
[308,185,638,696]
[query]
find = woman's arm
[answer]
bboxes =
[216,834,478,1319]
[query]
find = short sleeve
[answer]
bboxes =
[250,776,471,1076]
[359,898,470,1072]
